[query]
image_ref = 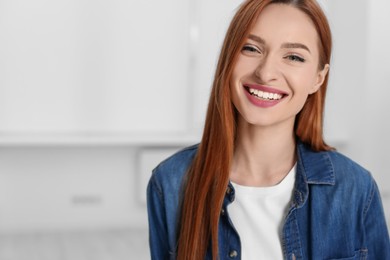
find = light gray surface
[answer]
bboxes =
[0,229,149,260]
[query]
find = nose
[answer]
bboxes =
[254,55,279,83]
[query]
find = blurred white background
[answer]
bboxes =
[0,0,389,259]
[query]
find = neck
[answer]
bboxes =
[231,119,297,187]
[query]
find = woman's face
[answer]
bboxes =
[230,3,329,129]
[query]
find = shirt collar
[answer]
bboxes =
[289,141,335,208]
[296,141,335,186]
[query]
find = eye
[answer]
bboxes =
[242,44,261,54]
[285,54,305,63]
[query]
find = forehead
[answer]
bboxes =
[250,4,319,50]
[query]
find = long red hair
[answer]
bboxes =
[177,0,332,259]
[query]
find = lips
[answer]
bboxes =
[243,84,288,108]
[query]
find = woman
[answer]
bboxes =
[147,0,390,259]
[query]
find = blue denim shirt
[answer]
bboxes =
[147,142,390,259]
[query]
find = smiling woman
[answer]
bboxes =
[147,0,390,259]
[230,3,329,132]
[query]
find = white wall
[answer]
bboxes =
[0,0,389,232]
[364,0,390,218]
[0,0,191,133]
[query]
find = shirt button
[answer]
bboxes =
[229,250,238,258]
[221,208,225,216]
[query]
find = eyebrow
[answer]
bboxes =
[281,42,311,53]
[247,34,311,53]
[248,34,265,44]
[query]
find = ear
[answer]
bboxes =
[309,64,330,94]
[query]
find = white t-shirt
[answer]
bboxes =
[228,164,296,259]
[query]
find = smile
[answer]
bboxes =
[243,84,288,108]
[247,87,283,100]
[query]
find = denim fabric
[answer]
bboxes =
[147,142,390,259]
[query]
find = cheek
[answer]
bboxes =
[230,62,254,93]
[288,68,319,93]
[233,57,258,78]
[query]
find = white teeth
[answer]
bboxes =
[248,87,283,100]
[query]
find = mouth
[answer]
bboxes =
[243,84,288,101]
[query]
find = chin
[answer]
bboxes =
[239,114,275,127]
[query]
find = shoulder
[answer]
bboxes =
[149,144,199,193]
[299,143,380,218]
[326,150,379,212]
[297,145,390,257]
[327,150,373,187]
[298,142,374,195]
[153,143,199,178]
